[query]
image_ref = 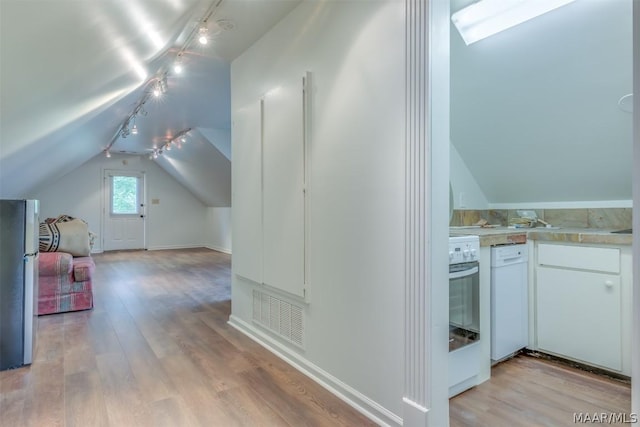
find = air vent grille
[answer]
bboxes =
[252,290,304,347]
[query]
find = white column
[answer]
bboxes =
[632,0,639,416]
[403,0,450,426]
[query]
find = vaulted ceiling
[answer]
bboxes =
[0,0,299,205]
[451,0,633,205]
[2,0,632,206]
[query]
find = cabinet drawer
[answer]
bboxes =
[537,244,620,274]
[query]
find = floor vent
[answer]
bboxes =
[252,290,304,348]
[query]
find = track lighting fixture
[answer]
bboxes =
[159,76,168,94]
[173,55,183,74]
[131,116,138,135]
[198,26,209,45]
[104,0,221,157]
[105,150,111,158]
[149,128,191,160]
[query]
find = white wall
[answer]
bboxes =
[450,142,489,209]
[230,1,404,424]
[205,207,231,254]
[32,153,207,252]
[450,0,633,205]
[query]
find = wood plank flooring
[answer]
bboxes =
[0,249,374,427]
[450,355,632,427]
[0,248,632,426]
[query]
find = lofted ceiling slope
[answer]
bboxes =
[451,0,633,205]
[0,0,300,205]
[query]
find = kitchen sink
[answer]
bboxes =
[611,228,632,234]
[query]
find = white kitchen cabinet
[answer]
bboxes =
[536,266,621,370]
[534,243,632,375]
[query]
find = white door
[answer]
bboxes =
[103,170,146,251]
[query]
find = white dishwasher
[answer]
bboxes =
[490,244,528,362]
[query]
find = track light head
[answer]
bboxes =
[198,26,209,45]
[131,124,138,135]
[173,60,183,74]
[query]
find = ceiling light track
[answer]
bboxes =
[104,0,223,158]
[149,128,192,160]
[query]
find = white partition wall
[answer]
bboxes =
[230,1,405,424]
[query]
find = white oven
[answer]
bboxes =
[449,260,480,350]
[449,235,481,397]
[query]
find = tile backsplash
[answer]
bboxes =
[450,208,631,230]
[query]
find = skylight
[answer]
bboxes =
[452,0,576,45]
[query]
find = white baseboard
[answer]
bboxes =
[205,245,232,254]
[99,244,230,253]
[228,315,403,427]
[146,244,205,251]
[402,398,429,426]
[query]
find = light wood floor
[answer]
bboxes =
[0,248,632,426]
[0,248,374,427]
[450,355,631,427]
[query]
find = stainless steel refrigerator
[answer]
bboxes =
[0,199,39,371]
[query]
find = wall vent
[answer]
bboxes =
[252,289,304,347]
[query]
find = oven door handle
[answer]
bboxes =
[449,266,479,280]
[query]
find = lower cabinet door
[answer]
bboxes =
[536,266,622,371]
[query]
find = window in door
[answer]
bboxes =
[111,175,140,215]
